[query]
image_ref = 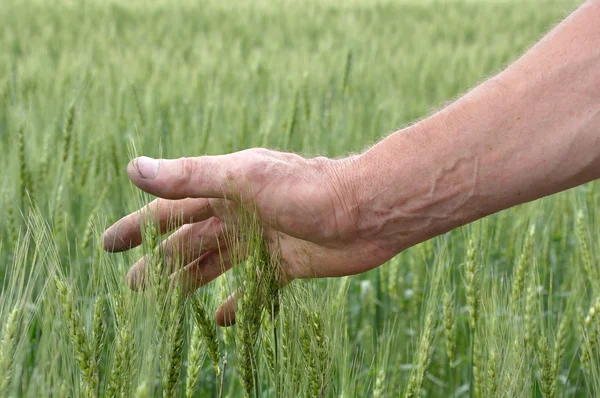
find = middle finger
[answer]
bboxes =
[126,217,226,290]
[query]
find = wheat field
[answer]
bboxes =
[1,0,598,397]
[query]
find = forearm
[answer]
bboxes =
[354,0,600,253]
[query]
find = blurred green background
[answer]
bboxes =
[3,0,600,397]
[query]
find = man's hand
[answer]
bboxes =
[104,0,600,326]
[103,149,395,325]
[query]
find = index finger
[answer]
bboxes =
[103,197,214,252]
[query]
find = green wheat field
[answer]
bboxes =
[1,0,598,397]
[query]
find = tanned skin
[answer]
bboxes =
[103,0,600,326]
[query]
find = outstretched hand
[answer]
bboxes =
[103,149,396,326]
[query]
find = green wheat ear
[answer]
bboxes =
[185,322,207,398]
[162,291,186,398]
[443,290,456,366]
[18,125,33,207]
[237,254,260,398]
[538,336,555,398]
[55,276,98,398]
[511,225,535,312]
[405,311,436,398]
[91,296,105,368]
[61,104,76,164]
[465,239,479,330]
[552,314,569,392]
[300,324,320,398]
[0,3,597,398]
[472,330,483,398]
[577,210,598,291]
[524,277,538,346]
[106,295,134,398]
[191,294,221,376]
[232,217,281,398]
[487,349,498,397]
[581,298,600,371]
[0,307,20,396]
[6,200,18,247]
[373,367,386,398]
[134,382,149,398]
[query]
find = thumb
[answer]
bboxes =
[127,155,240,200]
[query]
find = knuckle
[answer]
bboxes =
[239,156,273,182]
[249,147,271,157]
[225,168,236,182]
[179,157,198,179]
[248,157,269,176]
[312,155,330,164]
[177,157,200,192]
[306,155,336,172]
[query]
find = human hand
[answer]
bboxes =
[103,148,396,325]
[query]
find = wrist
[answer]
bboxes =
[352,120,481,254]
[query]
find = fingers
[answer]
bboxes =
[215,292,237,327]
[103,198,214,252]
[171,249,233,295]
[126,218,225,290]
[126,155,243,200]
[215,275,292,328]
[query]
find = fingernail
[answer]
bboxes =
[135,156,159,179]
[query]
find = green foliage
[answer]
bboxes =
[0,0,596,397]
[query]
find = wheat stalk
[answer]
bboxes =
[405,312,436,398]
[511,225,535,311]
[55,277,98,398]
[487,349,497,397]
[191,294,221,376]
[185,323,206,398]
[552,314,568,392]
[162,292,186,398]
[465,239,479,330]
[0,307,20,396]
[91,296,105,369]
[524,279,537,345]
[61,104,76,164]
[538,336,555,398]
[106,322,132,398]
[443,290,456,366]
[373,368,386,398]
[577,210,598,292]
[472,330,483,398]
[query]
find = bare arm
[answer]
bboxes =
[104,1,600,325]
[353,0,600,254]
